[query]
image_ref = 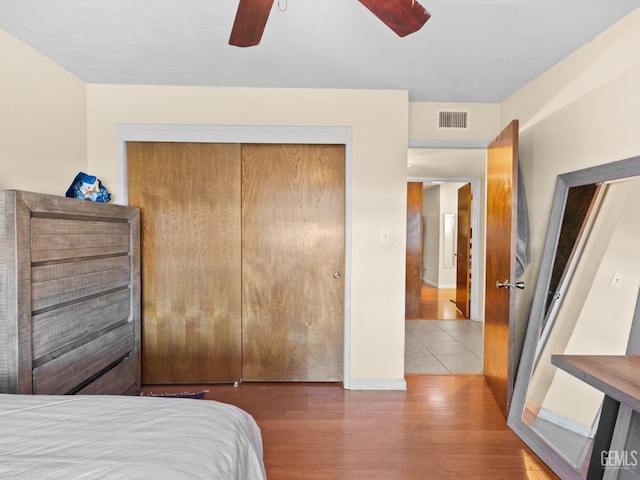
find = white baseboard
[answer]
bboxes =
[347,378,407,391]
[537,407,595,438]
[423,279,456,289]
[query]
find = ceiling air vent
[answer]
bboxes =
[437,110,469,130]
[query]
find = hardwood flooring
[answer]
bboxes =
[411,283,467,320]
[141,375,558,479]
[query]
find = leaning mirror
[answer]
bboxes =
[508,156,640,480]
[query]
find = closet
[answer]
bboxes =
[127,142,344,384]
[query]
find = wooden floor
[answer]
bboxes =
[412,283,468,320]
[141,375,558,479]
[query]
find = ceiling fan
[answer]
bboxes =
[229,0,431,47]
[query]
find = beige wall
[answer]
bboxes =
[0,29,87,194]
[501,8,640,370]
[86,85,410,386]
[0,24,411,387]
[3,5,640,389]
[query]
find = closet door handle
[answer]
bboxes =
[333,272,342,279]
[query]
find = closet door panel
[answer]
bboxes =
[241,144,345,381]
[128,142,242,384]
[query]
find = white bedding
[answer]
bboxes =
[0,394,266,479]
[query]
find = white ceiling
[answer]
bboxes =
[1,0,639,103]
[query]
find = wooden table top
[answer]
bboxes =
[551,355,640,412]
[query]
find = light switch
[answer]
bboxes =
[610,272,623,288]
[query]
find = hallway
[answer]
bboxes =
[405,284,483,374]
[415,283,468,320]
[405,319,483,373]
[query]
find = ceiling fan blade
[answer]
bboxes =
[358,0,431,37]
[229,0,275,47]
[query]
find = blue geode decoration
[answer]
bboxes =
[65,172,112,203]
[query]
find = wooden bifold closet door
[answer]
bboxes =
[128,142,344,384]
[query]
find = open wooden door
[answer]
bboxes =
[455,183,472,318]
[405,182,424,319]
[484,120,520,416]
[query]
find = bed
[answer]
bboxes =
[0,393,267,479]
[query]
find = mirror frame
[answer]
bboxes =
[507,155,640,480]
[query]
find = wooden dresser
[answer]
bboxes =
[0,190,140,395]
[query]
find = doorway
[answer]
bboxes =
[405,148,486,375]
[405,180,483,374]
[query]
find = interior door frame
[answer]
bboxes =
[455,182,472,319]
[115,124,353,389]
[407,176,482,321]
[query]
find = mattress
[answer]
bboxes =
[0,394,266,479]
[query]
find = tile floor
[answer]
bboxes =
[405,319,483,374]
